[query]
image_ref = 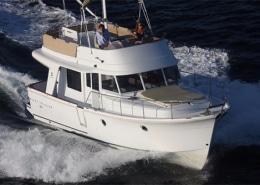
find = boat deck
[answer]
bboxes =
[42,23,160,57]
[29,81,210,119]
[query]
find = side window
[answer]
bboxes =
[102,75,118,92]
[67,69,81,92]
[92,73,99,91]
[86,73,99,91]
[86,73,91,87]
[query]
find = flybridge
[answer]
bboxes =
[40,0,162,59]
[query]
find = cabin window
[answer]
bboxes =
[86,73,91,87]
[92,73,99,91]
[116,74,143,93]
[86,73,99,91]
[163,66,180,85]
[67,69,81,92]
[141,69,165,89]
[102,75,118,92]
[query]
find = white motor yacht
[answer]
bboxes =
[26,0,229,169]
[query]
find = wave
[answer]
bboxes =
[0,0,77,49]
[0,65,37,117]
[0,125,155,183]
[171,44,229,79]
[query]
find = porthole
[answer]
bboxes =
[141,125,148,132]
[101,119,106,126]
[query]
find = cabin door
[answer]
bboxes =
[86,73,100,109]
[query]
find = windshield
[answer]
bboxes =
[141,69,165,89]
[116,74,143,93]
[102,65,180,94]
[163,66,180,85]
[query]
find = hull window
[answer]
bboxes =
[67,69,82,92]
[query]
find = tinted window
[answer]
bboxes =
[86,73,91,87]
[116,74,143,93]
[163,66,180,85]
[141,69,165,89]
[67,69,81,92]
[102,75,118,92]
[92,73,99,91]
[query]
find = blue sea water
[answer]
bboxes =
[0,0,259,184]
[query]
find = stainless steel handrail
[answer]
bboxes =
[85,91,215,119]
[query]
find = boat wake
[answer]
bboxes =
[0,124,155,183]
[0,66,37,117]
[171,43,229,79]
[0,0,77,49]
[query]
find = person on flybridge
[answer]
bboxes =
[96,24,110,49]
[131,22,146,44]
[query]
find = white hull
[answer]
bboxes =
[27,86,217,169]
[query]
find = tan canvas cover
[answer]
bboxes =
[43,34,78,57]
[141,86,204,106]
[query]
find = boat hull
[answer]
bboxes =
[27,87,217,169]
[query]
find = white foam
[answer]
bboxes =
[169,43,229,79]
[0,65,37,117]
[0,125,155,183]
[0,0,77,49]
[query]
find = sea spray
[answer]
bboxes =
[0,125,155,183]
[0,65,37,117]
